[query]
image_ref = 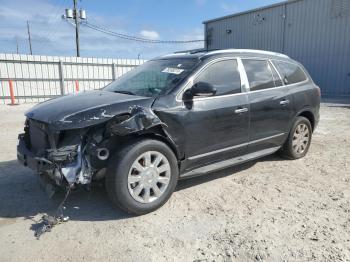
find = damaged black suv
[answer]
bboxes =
[18,49,320,215]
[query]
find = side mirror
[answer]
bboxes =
[183,82,216,100]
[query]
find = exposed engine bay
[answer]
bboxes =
[18,105,167,190]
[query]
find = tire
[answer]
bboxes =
[280,116,313,159]
[105,138,179,215]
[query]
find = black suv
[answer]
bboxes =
[17,49,320,215]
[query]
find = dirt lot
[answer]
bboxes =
[0,103,349,262]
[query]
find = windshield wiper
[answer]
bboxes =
[112,90,136,95]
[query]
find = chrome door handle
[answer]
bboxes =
[234,108,248,114]
[280,99,290,106]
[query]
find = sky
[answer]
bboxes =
[0,0,281,59]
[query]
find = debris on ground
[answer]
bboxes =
[33,187,71,239]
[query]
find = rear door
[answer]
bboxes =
[242,58,293,153]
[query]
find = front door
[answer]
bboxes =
[181,58,250,170]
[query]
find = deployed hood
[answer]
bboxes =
[25,90,156,130]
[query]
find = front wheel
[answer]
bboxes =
[106,139,179,215]
[281,116,313,159]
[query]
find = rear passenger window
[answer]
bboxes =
[242,59,275,91]
[273,60,307,85]
[195,60,241,96]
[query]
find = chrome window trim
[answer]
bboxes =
[175,56,311,101]
[238,58,250,93]
[175,56,249,102]
[247,78,310,95]
[188,133,285,160]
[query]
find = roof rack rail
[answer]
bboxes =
[204,49,290,58]
[174,48,207,54]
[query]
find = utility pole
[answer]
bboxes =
[73,0,80,57]
[27,20,33,55]
[63,2,86,57]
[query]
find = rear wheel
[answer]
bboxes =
[281,116,312,159]
[106,139,178,215]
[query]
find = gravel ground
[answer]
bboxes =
[0,103,349,262]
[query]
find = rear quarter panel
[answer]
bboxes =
[290,79,320,129]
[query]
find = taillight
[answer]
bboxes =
[316,86,321,97]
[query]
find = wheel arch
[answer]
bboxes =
[296,109,315,131]
[132,127,182,162]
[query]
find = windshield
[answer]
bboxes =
[104,58,199,97]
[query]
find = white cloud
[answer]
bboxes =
[139,30,160,40]
[220,2,239,13]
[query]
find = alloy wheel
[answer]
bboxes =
[127,151,171,203]
[292,123,310,154]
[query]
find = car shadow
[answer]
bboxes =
[325,105,350,109]
[0,160,131,223]
[0,154,285,223]
[176,154,284,191]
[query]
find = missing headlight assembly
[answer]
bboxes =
[18,106,168,191]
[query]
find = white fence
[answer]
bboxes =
[0,53,146,104]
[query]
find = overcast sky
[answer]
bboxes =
[0,0,280,59]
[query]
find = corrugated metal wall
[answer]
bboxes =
[204,0,350,97]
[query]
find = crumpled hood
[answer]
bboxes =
[25,90,155,130]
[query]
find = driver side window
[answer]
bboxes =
[195,59,241,96]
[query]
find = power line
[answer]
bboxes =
[37,0,71,51]
[83,21,204,44]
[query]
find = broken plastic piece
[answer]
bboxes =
[34,214,69,239]
[33,186,71,239]
[47,145,79,163]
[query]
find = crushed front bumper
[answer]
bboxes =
[17,134,61,196]
[17,132,93,187]
[17,134,52,173]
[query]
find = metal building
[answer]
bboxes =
[203,0,350,98]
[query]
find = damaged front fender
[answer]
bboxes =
[108,106,167,136]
